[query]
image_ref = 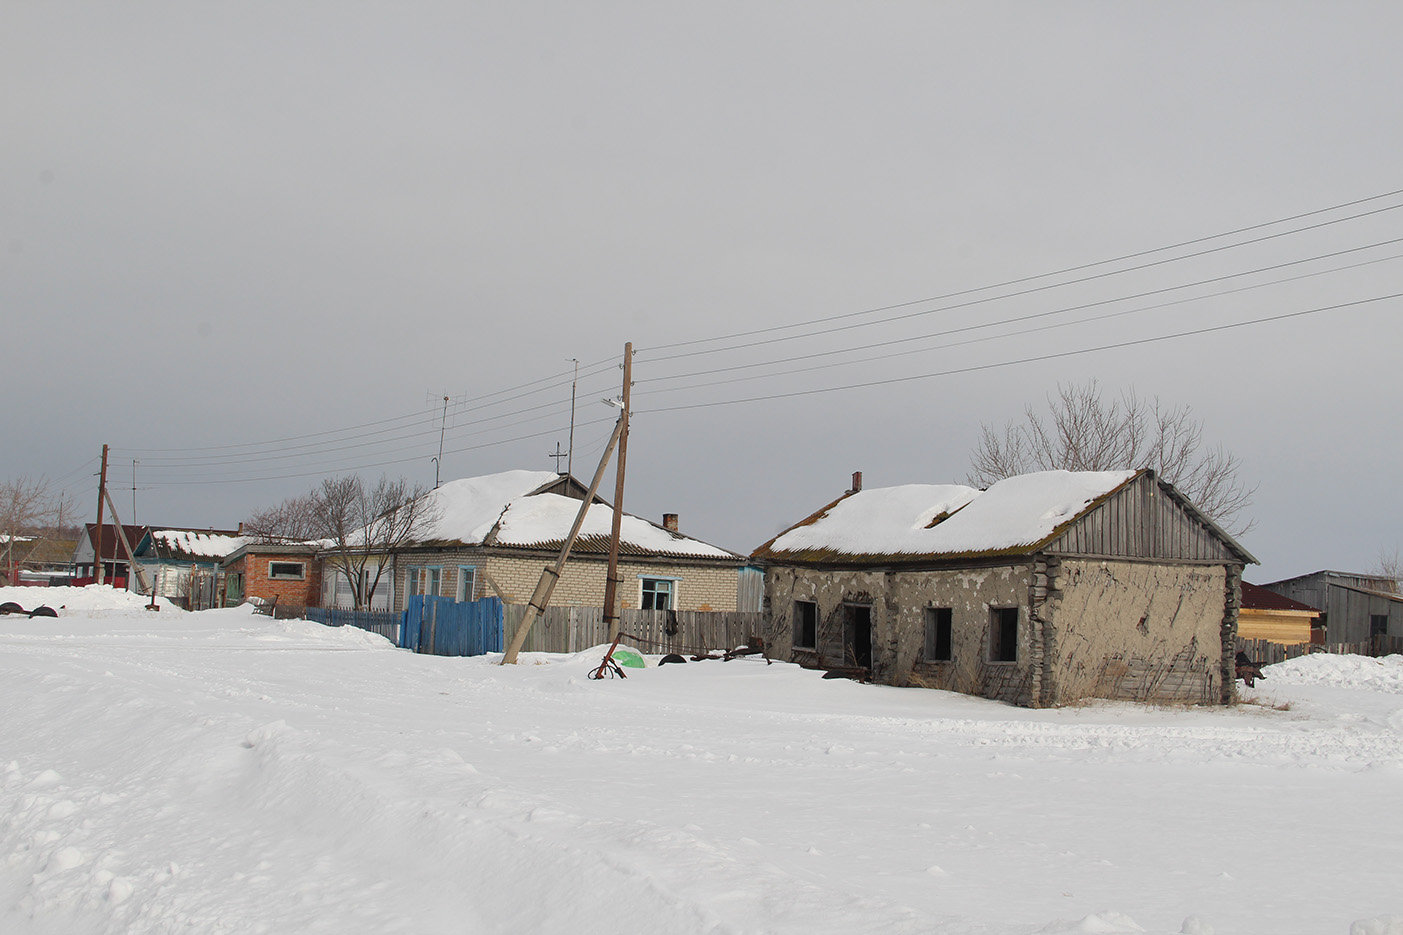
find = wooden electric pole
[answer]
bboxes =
[602,342,633,641]
[500,414,627,664]
[94,443,109,585]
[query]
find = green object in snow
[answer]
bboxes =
[611,647,646,668]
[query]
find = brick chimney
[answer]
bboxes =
[662,513,679,533]
[850,471,863,493]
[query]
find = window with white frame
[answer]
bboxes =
[640,576,676,610]
[405,566,421,599]
[268,561,305,580]
[457,566,477,602]
[426,566,442,597]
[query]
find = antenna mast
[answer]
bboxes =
[567,358,578,476]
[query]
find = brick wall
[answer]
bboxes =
[236,552,323,611]
[393,549,740,612]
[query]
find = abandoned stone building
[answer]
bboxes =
[752,469,1256,707]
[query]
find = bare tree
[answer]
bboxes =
[244,474,439,610]
[1372,547,1402,594]
[242,492,320,544]
[1,476,51,584]
[968,381,1256,536]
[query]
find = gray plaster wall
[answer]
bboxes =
[764,563,1038,706]
[1044,559,1227,705]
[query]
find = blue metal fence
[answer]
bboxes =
[401,595,504,657]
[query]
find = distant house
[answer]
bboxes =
[752,469,1256,707]
[1238,581,1321,645]
[2,534,76,586]
[72,523,148,586]
[387,470,746,613]
[220,542,323,615]
[1258,571,1402,643]
[129,527,246,608]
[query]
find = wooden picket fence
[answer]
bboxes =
[305,606,401,643]
[1235,634,1403,666]
[502,605,765,657]
[307,599,764,660]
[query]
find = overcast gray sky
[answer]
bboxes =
[4,1,1400,583]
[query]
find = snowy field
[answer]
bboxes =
[2,587,1401,935]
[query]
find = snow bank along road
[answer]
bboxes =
[2,593,1402,935]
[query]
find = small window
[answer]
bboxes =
[268,561,305,580]
[458,566,477,602]
[1371,614,1390,638]
[405,567,421,598]
[426,567,442,597]
[640,577,674,610]
[989,607,1018,663]
[924,607,953,662]
[794,600,818,649]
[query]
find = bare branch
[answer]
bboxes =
[967,380,1256,536]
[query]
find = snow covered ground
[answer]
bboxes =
[2,587,1401,935]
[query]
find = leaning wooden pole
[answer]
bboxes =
[500,413,627,665]
[101,487,150,595]
[94,443,109,585]
[602,342,633,641]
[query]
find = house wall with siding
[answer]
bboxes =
[1262,573,1403,642]
[393,550,740,613]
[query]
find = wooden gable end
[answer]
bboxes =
[1045,471,1250,564]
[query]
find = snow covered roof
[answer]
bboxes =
[414,470,739,560]
[755,470,1140,563]
[148,529,247,561]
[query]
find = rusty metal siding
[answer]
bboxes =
[1047,473,1237,563]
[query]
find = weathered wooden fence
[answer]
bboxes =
[306,606,401,643]
[311,599,765,660]
[502,606,765,656]
[402,596,503,657]
[1236,635,1403,666]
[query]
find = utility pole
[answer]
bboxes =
[549,442,568,473]
[602,342,633,641]
[500,413,627,665]
[434,395,449,488]
[131,459,139,526]
[94,443,109,585]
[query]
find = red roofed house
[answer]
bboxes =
[1238,581,1321,645]
[72,523,148,587]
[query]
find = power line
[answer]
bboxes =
[636,235,1403,391]
[638,293,1401,414]
[637,250,1403,398]
[639,196,1403,363]
[141,417,619,487]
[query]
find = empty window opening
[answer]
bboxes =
[924,607,953,662]
[1371,614,1390,638]
[989,607,1018,663]
[268,561,304,580]
[844,604,873,669]
[794,600,818,649]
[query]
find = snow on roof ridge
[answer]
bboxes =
[765,469,1136,558]
[420,470,736,557]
